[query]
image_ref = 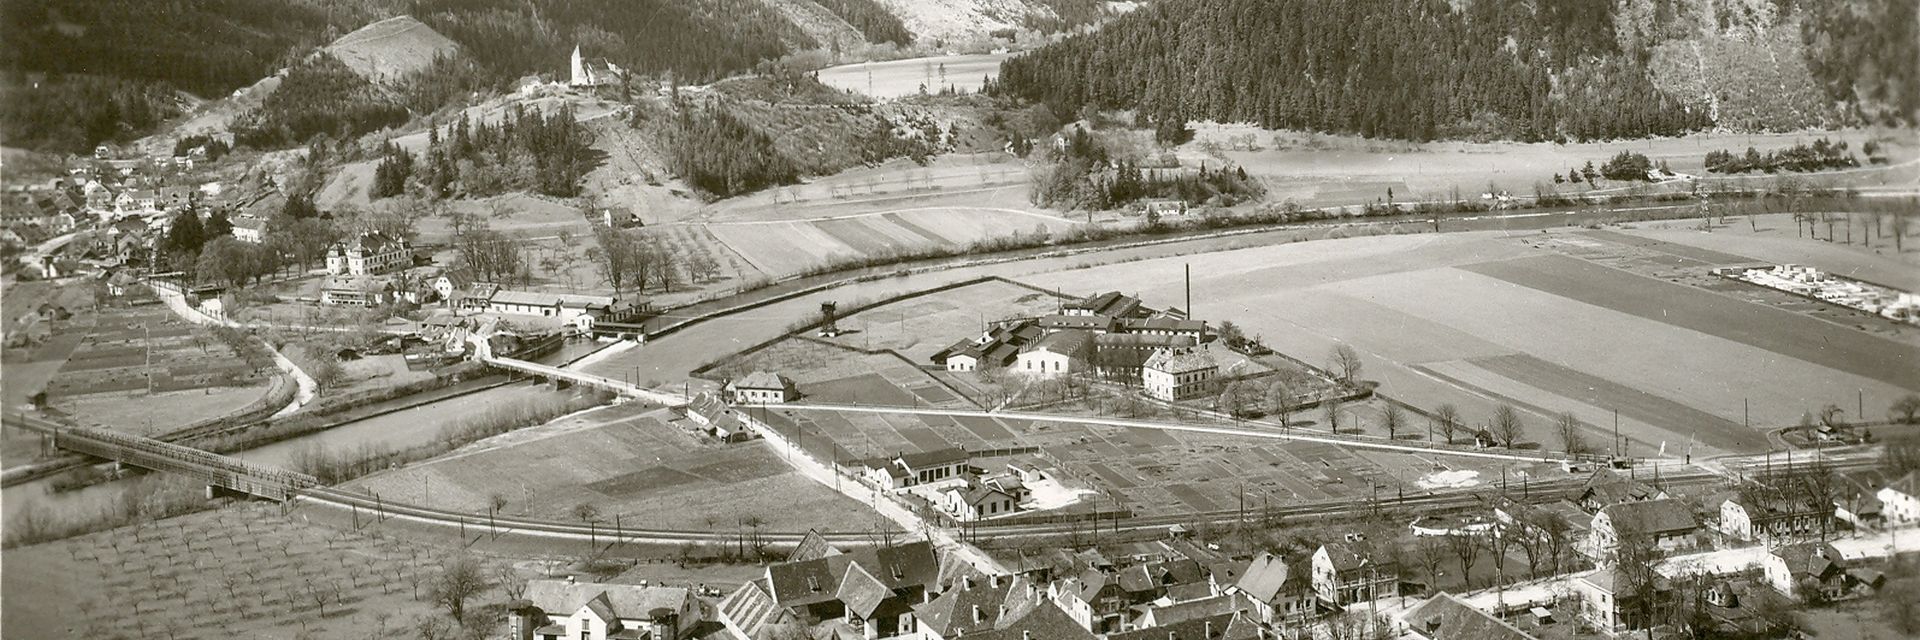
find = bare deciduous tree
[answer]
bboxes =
[1555,411,1586,455]
[1330,344,1363,383]
[1434,404,1460,444]
[1491,404,1523,448]
[429,556,489,621]
[1382,403,1405,440]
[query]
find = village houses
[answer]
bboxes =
[507,577,701,640]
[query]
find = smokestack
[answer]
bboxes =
[1185,263,1191,320]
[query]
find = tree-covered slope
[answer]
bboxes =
[996,0,1915,142]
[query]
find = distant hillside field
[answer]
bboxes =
[321,15,461,84]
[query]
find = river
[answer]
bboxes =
[815,52,1011,100]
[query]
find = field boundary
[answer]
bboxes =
[688,275,1028,380]
[788,336,987,409]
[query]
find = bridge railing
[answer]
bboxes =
[55,427,318,493]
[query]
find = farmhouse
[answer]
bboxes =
[1311,543,1397,609]
[1230,552,1313,626]
[326,231,411,275]
[508,578,701,640]
[1878,471,1920,524]
[1142,348,1219,401]
[1016,330,1094,377]
[1586,499,1700,558]
[764,540,940,639]
[1716,492,1829,542]
[1760,542,1884,602]
[727,371,796,404]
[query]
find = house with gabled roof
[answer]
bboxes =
[1107,610,1263,640]
[764,540,940,638]
[1397,592,1537,640]
[715,578,801,640]
[1574,567,1670,636]
[1571,468,1665,514]
[1717,491,1830,542]
[507,577,700,640]
[1230,552,1314,625]
[1016,329,1094,377]
[1587,498,1700,558]
[1879,470,1920,525]
[727,371,796,404]
[1311,543,1397,610]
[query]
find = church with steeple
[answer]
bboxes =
[569,45,623,87]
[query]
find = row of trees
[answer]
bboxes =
[1030,127,1261,210]
[995,0,1710,143]
[1705,139,1860,174]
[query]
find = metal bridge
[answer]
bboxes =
[50,427,318,501]
[478,353,690,406]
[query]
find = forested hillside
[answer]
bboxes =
[996,0,1916,142]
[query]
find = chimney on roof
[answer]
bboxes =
[1206,620,1214,638]
[972,605,984,624]
[566,576,576,584]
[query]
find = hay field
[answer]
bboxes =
[1021,226,1920,457]
[1187,124,1917,208]
[706,207,1075,276]
[342,404,891,533]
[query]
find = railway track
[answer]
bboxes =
[290,466,1763,547]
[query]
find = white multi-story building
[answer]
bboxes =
[326,231,410,275]
[1142,348,1218,401]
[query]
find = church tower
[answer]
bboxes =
[570,45,587,87]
